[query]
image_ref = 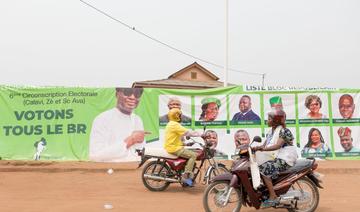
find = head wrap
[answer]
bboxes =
[201,97,221,108]
[337,127,351,137]
[269,96,282,107]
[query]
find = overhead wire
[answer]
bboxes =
[80,0,265,78]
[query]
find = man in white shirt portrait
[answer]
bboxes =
[89,88,150,162]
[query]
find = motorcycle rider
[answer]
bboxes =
[164,108,203,186]
[252,109,298,206]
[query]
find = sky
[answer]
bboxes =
[0,0,359,88]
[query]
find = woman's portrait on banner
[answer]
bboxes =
[298,94,329,123]
[300,127,331,158]
[304,95,327,119]
[195,96,226,125]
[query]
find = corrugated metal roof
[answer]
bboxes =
[132,79,235,89]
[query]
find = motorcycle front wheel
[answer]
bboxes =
[141,160,171,191]
[203,180,242,212]
[287,177,319,212]
[208,163,229,183]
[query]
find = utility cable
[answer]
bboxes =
[80,0,265,77]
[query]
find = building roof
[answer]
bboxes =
[132,78,225,89]
[132,62,231,89]
[167,62,219,80]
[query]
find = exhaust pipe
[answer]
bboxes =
[278,190,303,205]
[143,174,179,183]
[279,196,296,205]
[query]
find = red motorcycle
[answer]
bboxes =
[136,139,228,191]
[203,136,323,212]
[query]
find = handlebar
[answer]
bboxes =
[236,136,263,155]
[236,144,261,156]
[237,144,250,151]
[185,137,205,148]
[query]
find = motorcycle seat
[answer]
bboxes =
[279,159,313,175]
[144,148,178,159]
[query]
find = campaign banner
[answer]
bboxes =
[0,85,359,161]
[0,86,115,160]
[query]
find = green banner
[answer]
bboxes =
[0,85,359,161]
[0,86,114,160]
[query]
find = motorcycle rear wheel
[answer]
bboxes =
[287,177,319,212]
[141,160,171,191]
[203,180,242,212]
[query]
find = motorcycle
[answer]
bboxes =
[136,138,228,191]
[203,136,323,212]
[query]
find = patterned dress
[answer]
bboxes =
[259,128,295,179]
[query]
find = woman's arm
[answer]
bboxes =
[262,138,285,151]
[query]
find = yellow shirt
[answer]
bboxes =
[164,121,188,153]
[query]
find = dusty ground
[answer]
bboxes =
[0,160,359,212]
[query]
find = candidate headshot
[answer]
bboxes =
[338,94,355,119]
[233,129,251,149]
[304,95,326,119]
[301,128,331,156]
[232,95,260,122]
[159,97,191,123]
[115,87,143,115]
[337,127,359,152]
[199,97,221,121]
[203,130,218,149]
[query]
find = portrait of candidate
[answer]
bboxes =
[159,97,191,123]
[231,95,260,122]
[304,95,327,119]
[203,130,218,150]
[231,129,251,159]
[265,95,296,121]
[89,88,150,162]
[199,97,221,121]
[338,94,355,119]
[233,129,251,149]
[337,127,360,152]
[301,128,331,156]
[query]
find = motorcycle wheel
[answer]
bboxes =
[287,177,319,212]
[208,163,229,183]
[203,180,242,212]
[141,160,171,191]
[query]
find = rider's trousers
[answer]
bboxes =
[174,148,197,178]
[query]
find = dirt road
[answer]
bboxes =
[0,160,359,212]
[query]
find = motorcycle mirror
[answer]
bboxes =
[252,136,262,143]
[238,144,249,150]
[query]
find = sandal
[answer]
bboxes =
[261,198,279,208]
[182,178,194,187]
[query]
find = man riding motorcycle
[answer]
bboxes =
[164,108,203,186]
